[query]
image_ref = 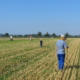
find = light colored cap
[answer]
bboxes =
[60,34,65,37]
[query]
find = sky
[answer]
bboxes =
[0,0,80,35]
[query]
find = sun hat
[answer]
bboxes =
[60,34,65,37]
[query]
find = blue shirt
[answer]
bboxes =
[56,40,68,54]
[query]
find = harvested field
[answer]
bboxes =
[0,38,80,80]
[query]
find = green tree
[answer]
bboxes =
[65,33,69,37]
[24,34,28,37]
[37,32,42,37]
[44,32,50,37]
[52,33,56,37]
[5,33,9,37]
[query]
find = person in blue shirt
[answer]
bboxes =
[56,34,69,70]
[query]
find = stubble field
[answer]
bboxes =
[0,37,80,80]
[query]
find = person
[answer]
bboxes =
[10,35,13,41]
[55,34,69,70]
[30,35,32,41]
[40,38,43,47]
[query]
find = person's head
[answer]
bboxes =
[60,34,66,41]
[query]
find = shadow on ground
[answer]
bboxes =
[65,65,80,69]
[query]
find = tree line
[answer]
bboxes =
[0,32,80,38]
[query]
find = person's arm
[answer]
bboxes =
[65,46,69,49]
[64,42,69,54]
[64,41,69,49]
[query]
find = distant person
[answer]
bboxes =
[40,38,43,47]
[10,35,13,41]
[30,35,32,41]
[55,34,69,70]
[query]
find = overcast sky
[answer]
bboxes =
[0,0,80,35]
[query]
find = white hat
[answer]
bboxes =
[60,34,65,37]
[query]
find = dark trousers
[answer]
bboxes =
[10,39,13,41]
[40,41,43,47]
[57,54,65,69]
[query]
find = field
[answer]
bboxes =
[0,37,80,80]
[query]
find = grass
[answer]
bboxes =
[0,38,80,80]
